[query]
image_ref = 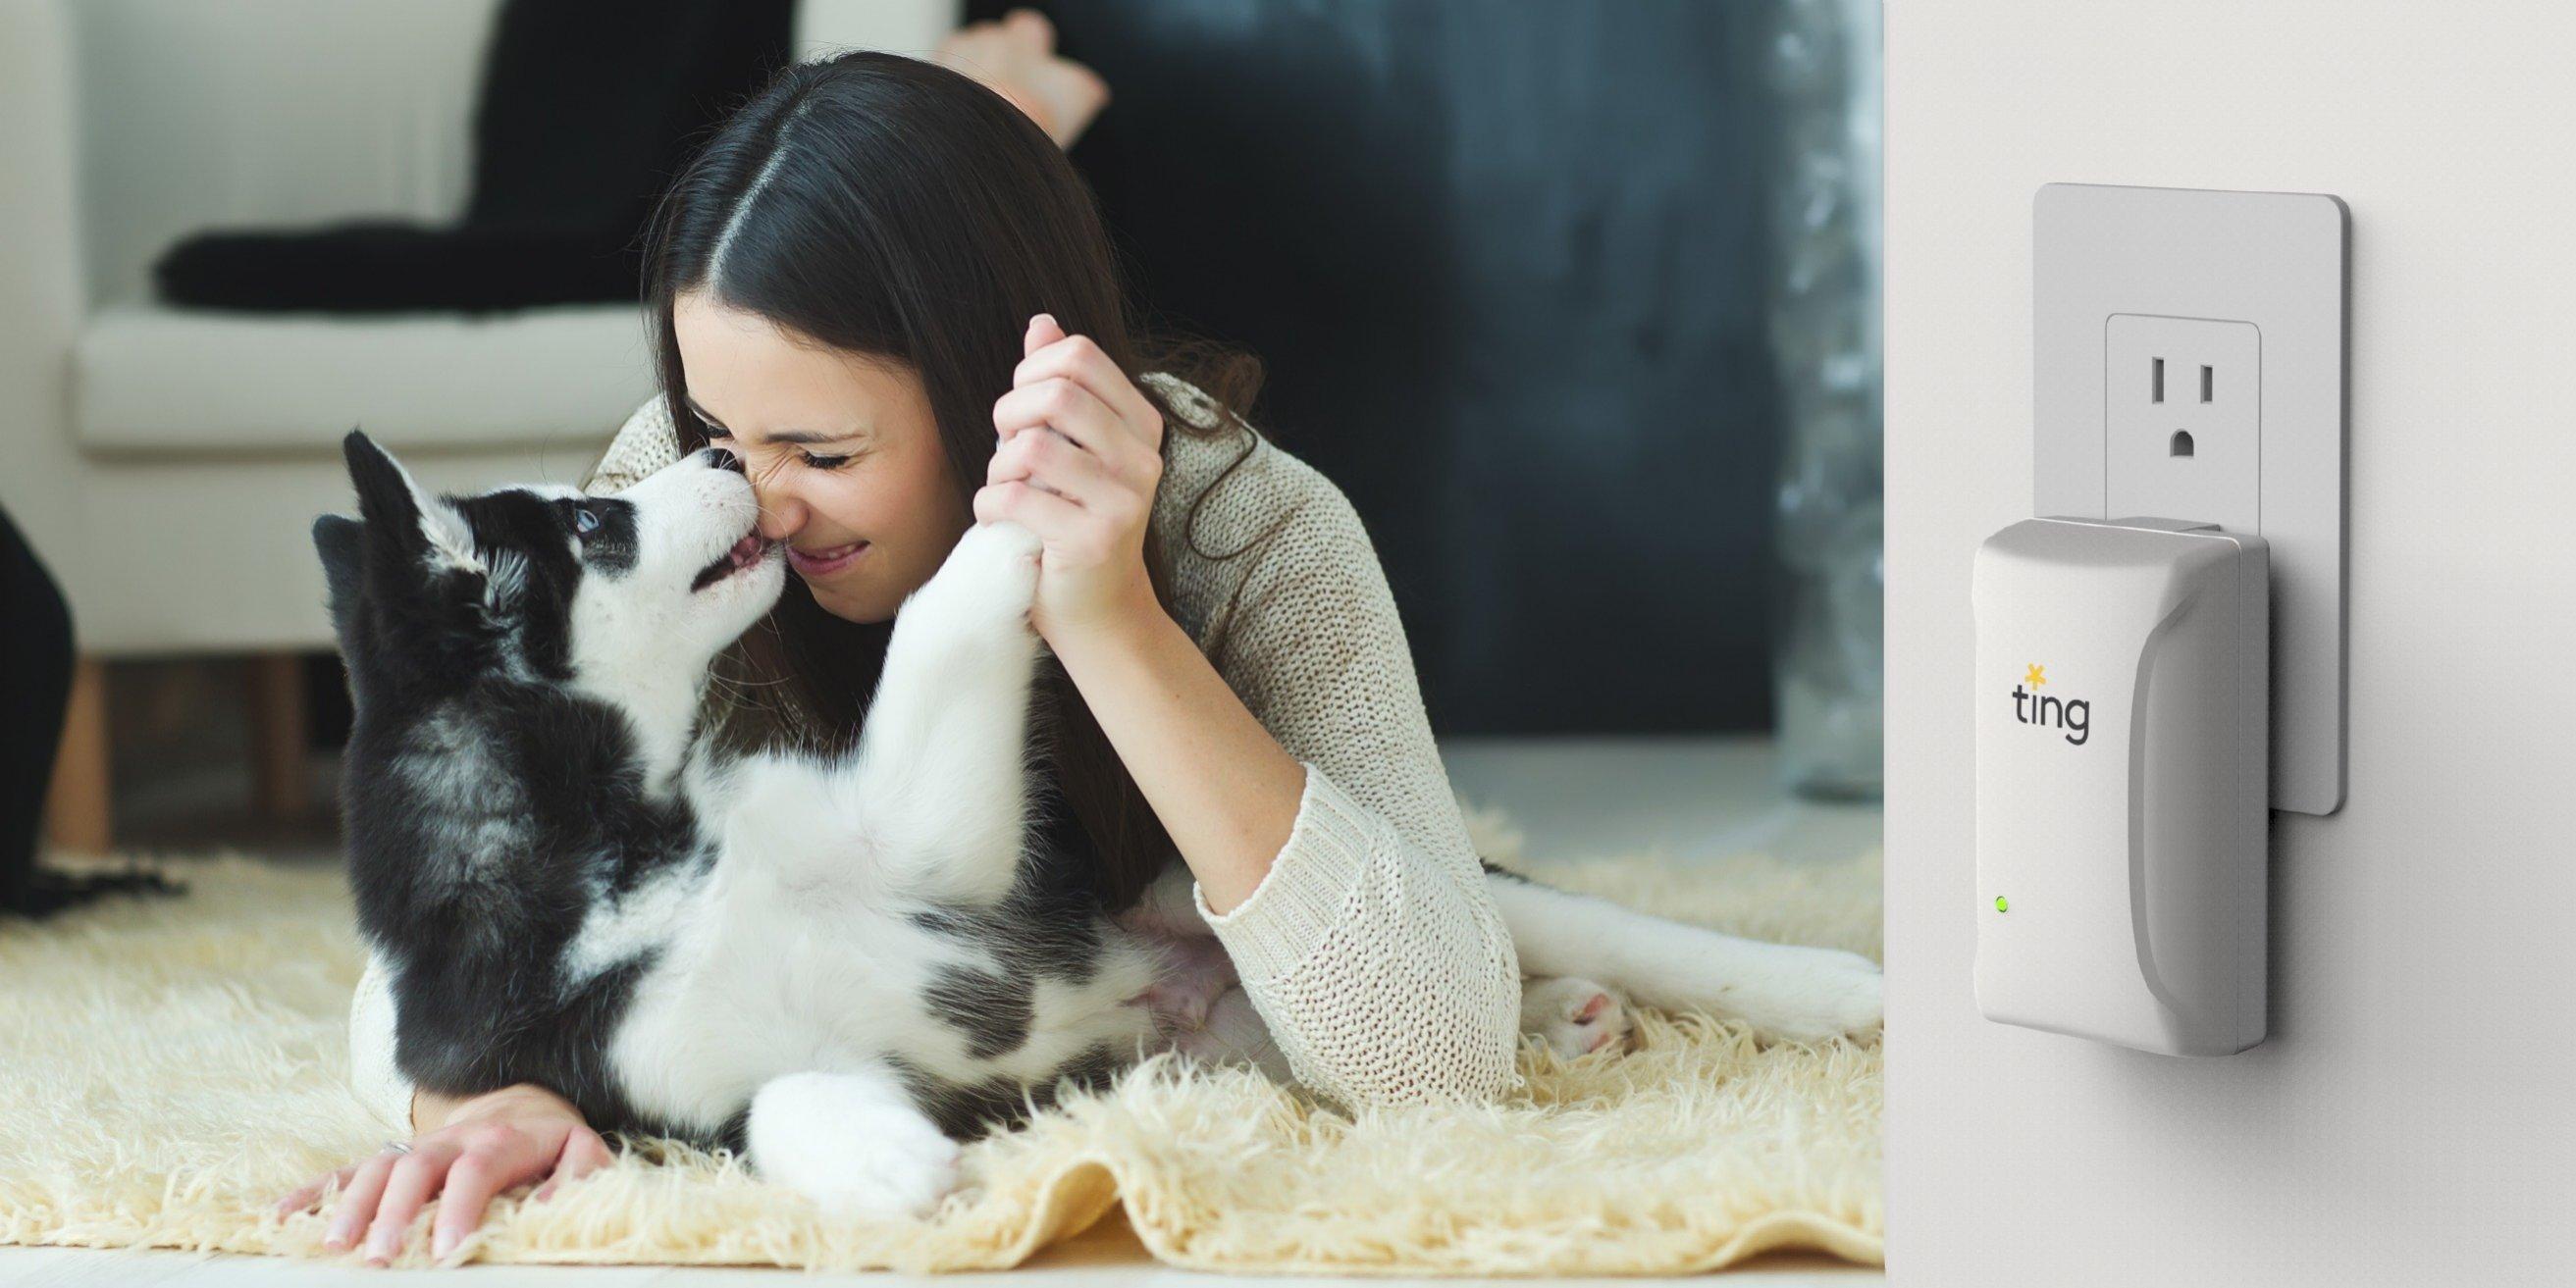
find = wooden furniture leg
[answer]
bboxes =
[249,652,309,820]
[43,656,110,854]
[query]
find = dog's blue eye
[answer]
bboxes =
[572,507,601,536]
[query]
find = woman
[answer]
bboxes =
[288,31,1525,1266]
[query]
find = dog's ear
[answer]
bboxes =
[311,514,367,657]
[342,430,481,574]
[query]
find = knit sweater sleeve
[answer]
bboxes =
[584,394,684,493]
[1149,388,1526,1110]
[346,952,412,1132]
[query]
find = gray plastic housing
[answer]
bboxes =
[1972,517,2270,1056]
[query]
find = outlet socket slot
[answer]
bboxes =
[2105,313,2260,538]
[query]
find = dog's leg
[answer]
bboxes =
[824,521,1046,905]
[747,1063,961,1220]
[1484,867,1882,1044]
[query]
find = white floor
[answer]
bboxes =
[1441,733,1884,866]
[4,734,1883,1285]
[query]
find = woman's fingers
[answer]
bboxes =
[993,374,1121,457]
[993,377,1163,504]
[562,1123,615,1177]
[1024,310,1066,358]
[1015,320,1163,451]
[429,1152,501,1260]
[324,1152,398,1251]
[989,426,1125,511]
[976,478,1088,539]
[534,1124,615,1203]
[361,1148,452,1264]
[428,1130,546,1260]
[293,1085,602,1264]
[276,1161,357,1219]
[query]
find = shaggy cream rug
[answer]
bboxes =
[0,810,1882,1275]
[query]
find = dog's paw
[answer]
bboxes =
[1734,947,1883,1044]
[899,520,1042,650]
[1139,933,1238,1032]
[1166,987,1299,1086]
[950,519,1042,601]
[749,1071,962,1221]
[1522,975,1634,1057]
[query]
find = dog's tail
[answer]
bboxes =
[1479,859,1882,1044]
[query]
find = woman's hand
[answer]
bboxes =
[275,1083,612,1265]
[976,313,1169,642]
[934,9,1111,149]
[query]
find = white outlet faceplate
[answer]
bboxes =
[2034,183,2348,815]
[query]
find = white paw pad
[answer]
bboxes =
[1523,975,1634,1058]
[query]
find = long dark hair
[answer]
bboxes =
[640,51,1260,912]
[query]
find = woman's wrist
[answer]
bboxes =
[1044,574,1179,666]
[411,1083,583,1135]
[409,1088,448,1134]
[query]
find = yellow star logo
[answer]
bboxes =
[2024,663,2047,687]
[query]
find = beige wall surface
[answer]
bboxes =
[1884,3,2576,1284]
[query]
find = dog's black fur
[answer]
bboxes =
[320,436,718,1141]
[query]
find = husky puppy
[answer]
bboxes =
[317,432,1879,1219]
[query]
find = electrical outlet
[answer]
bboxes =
[2105,314,2260,535]
[2034,183,2347,816]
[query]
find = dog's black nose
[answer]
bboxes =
[700,447,744,474]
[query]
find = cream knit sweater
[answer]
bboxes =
[345,372,1525,1128]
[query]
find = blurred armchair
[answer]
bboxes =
[0,0,959,850]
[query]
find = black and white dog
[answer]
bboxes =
[316,433,1879,1219]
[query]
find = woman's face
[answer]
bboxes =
[673,289,971,623]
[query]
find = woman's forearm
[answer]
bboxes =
[1047,599,1307,915]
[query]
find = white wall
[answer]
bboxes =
[1884,4,2576,1284]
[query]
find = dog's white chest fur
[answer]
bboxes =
[601,849,1161,1134]
[553,517,1161,1184]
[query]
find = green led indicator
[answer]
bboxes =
[1994,895,2010,912]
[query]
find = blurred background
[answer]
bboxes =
[0,0,1880,902]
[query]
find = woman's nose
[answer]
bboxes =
[755,489,806,542]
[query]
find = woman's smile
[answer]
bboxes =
[786,539,870,578]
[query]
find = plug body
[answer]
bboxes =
[1971,516,2269,1056]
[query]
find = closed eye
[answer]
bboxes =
[690,407,853,470]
